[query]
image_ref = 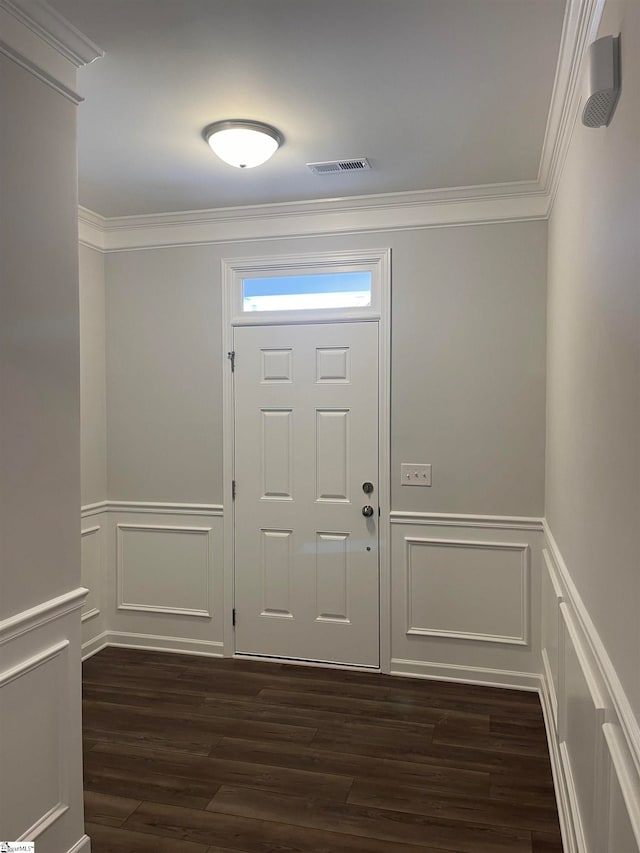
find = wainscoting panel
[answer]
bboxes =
[82,503,224,658]
[0,590,86,852]
[559,602,607,852]
[541,549,563,726]
[603,723,640,853]
[117,523,212,617]
[81,520,105,656]
[541,525,640,853]
[405,537,528,645]
[390,514,543,685]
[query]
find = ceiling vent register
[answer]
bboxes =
[307,158,371,175]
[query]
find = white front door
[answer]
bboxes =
[233,321,380,667]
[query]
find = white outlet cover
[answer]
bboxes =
[401,463,432,486]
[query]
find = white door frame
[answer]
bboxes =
[221,247,391,671]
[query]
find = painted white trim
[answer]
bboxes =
[544,521,640,780]
[99,631,224,658]
[224,247,386,326]
[81,630,109,661]
[603,723,640,849]
[389,657,541,692]
[67,835,91,853]
[537,0,605,195]
[79,206,107,252]
[0,638,69,687]
[19,802,69,842]
[116,523,213,618]
[404,537,529,646]
[0,587,87,645]
[81,608,100,623]
[1,640,72,843]
[539,671,577,853]
[545,0,607,209]
[0,0,102,67]
[81,500,223,517]
[542,646,559,728]
[0,37,82,103]
[222,248,391,668]
[390,511,543,531]
[561,739,588,853]
[78,192,548,252]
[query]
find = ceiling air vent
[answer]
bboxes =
[307,158,371,175]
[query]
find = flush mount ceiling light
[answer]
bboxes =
[203,120,283,169]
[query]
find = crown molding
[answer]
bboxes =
[537,0,606,202]
[78,184,548,252]
[0,0,102,99]
[78,206,107,251]
[75,0,601,251]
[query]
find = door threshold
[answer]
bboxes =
[233,652,380,673]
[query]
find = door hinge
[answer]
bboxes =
[232,608,236,627]
[232,480,236,500]
[227,350,235,372]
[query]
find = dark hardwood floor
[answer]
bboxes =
[82,647,563,852]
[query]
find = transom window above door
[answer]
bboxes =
[242,271,372,313]
[223,249,389,325]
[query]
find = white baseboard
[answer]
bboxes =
[88,631,224,658]
[390,657,541,691]
[68,834,91,853]
[81,631,109,661]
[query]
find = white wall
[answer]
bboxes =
[105,222,547,514]
[542,0,640,848]
[80,244,107,507]
[85,220,548,676]
[546,0,639,725]
[0,33,89,853]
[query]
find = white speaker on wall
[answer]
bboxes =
[582,34,621,127]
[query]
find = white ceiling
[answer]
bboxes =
[48,0,567,218]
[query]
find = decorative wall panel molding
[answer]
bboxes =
[404,537,529,646]
[80,524,101,622]
[116,523,213,618]
[541,524,640,853]
[0,640,69,841]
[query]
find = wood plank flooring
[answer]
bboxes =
[82,648,563,852]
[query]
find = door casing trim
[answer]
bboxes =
[221,248,391,670]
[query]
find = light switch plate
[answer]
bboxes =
[401,463,432,486]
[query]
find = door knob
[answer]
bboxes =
[362,505,374,517]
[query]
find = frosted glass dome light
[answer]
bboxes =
[203,120,283,169]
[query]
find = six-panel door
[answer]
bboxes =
[233,322,380,666]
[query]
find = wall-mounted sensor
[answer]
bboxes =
[582,35,621,127]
